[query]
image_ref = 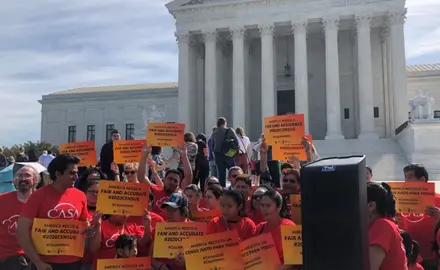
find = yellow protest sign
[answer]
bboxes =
[388,182,435,214]
[190,209,223,222]
[97,181,149,216]
[182,230,244,270]
[97,257,151,270]
[240,233,281,270]
[281,225,302,265]
[153,222,206,258]
[264,115,305,145]
[146,122,185,147]
[273,144,307,161]
[59,141,97,167]
[290,194,302,225]
[31,218,87,257]
[113,140,145,164]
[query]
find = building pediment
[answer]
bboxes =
[166,0,264,11]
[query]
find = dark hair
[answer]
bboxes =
[281,163,294,171]
[262,189,291,219]
[212,126,217,132]
[217,117,226,128]
[196,133,207,143]
[184,132,196,143]
[47,155,80,181]
[400,230,419,265]
[433,219,440,256]
[78,167,107,192]
[366,166,372,175]
[367,182,396,218]
[85,180,100,192]
[250,185,273,211]
[151,146,162,156]
[165,169,181,180]
[403,164,429,181]
[206,184,223,199]
[282,169,300,182]
[115,234,137,258]
[111,129,120,135]
[149,188,155,202]
[235,175,252,187]
[185,184,201,195]
[223,190,246,217]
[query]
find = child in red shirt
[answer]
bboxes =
[400,230,424,270]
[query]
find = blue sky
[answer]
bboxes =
[0,0,439,146]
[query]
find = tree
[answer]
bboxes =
[1,141,59,161]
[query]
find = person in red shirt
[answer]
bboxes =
[398,164,440,270]
[368,182,407,270]
[233,174,252,200]
[82,180,100,270]
[0,166,39,269]
[204,184,223,210]
[256,189,295,267]
[17,154,89,270]
[247,185,272,227]
[184,184,208,216]
[400,230,424,270]
[199,177,220,208]
[206,190,256,242]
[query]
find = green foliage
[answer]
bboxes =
[1,141,59,159]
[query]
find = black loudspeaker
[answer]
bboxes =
[300,156,369,270]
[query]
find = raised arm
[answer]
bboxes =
[179,144,192,189]
[88,212,103,253]
[147,158,164,189]
[137,145,155,186]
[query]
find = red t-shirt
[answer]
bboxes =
[199,198,207,209]
[92,220,144,269]
[206,216,256,242]
[369,218,407,270]
[127,212,164,257]
[83,208,96,265]
[246,201,265,227]
[398,193,440,260]
[255,218,295,264]
[151,186,174,220]
[408,263,424,270]
[21,185,88,264]
[0,192,25,259]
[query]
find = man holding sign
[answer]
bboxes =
[17,155,89,270]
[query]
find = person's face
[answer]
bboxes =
[282,173,300,194]
[112,133,121,141]
[404,170,424,182]
[205,178,220,192]
[164,173,180,193]
[15,167,36,193]
[117,241,138,258]
[260,196,280,221]
[228,169,242,185]
[205,190,220,210]
[366,170,372,182]
[166,206,183,222]
[57,164,79,188]
[220,196,240,221]
[233,180,250,199]
[252,188,267,210]
[86,184,99,207]
[184,190,199,206]
[124,168,137,182]
[109,215,127,225]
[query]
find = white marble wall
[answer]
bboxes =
[407,73,440,112]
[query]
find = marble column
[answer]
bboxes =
[323,17,344,139]
[203,31,218,134]
[356,15,378,138]
[232,28,246,129]
[388,10,408,131]
[260,24,275,126]
[176,32,191,130]
[292,21,309,133]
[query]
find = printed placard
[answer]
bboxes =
[388,182,435,214]
[146,122,185,147]
[97,257,151,270]
[191,209,223,222]
[281,225,302,265]
[290,194,302,225]
[240,233,281,270]
[182,230,244,270]
[59,141,97,167]
[113,140,146,164]
[272,135,313,161]
[97,181,149,216]
[153,222,207,258]
[31,218,87,257]
[264,115,305,145]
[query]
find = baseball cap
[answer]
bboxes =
[161,192,188,209]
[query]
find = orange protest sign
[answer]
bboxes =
[281,225,302,265]
[264,115,305,145]
[31,218,87,257]
[59,141,97,167]
[96,181,149,216]
[113,140,146,164]
[240,233,281,270]
[146,122,185,147]
[190,209,223,222]
[272,134,312,161]
[97,257,151,270]
[388,182,435,214]
[290,194,302,225]
[182,230,244,270]
[153,222,206,258]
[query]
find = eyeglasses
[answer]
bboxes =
[124,171,136,175]
[252,194,263,200]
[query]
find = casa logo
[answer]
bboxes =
[47,203,79,219]
[155,196,170,212]
[2,215,19,235]
[105,233,121,248]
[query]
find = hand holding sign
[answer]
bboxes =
[144,210,151,228]
[425,206,440,219]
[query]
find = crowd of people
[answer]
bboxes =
[0,116,439,270]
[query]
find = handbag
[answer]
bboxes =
[222,128,239,158]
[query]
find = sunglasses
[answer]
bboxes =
[252,194,263,200]
[207,182,219,186]
[124,171,136,175]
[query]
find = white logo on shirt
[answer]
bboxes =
[47,203,79,219]
[105,233,121,248]
[2,215,19,235]
[155,196,169,213]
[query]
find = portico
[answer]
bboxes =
[168,0,408,141]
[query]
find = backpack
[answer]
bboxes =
[222,128,239,158]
